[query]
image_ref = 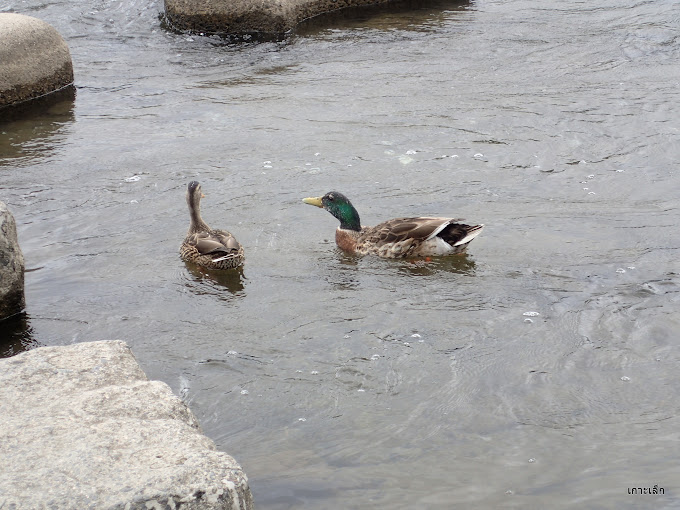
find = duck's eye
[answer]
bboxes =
[327,194,334,201]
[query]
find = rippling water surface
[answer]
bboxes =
[1,0,679,507]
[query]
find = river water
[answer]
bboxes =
[1,0,679,507]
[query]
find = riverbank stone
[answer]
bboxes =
[0,13,74,108]
[164,0,394,36]
[0,201,25,319]
[0,340,253,509]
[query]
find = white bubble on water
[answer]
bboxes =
[621,376,631,381]
[399,155,414,165]
[473,153,484,158]
[524,318,533,323]
[616,268,626,273]
[523,311,540,317]
[240,389,249,395]
[357,389,366,393]
[411,333,421,338]
[124,175,141,182]
[298,417,307,422]
[310,370,319,375]
[528,458,536,463]
[227,350,237,355]
[179,376,190,400]
[370,354,380,361]
[406,149,417,155]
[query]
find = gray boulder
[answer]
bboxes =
[0,201,25,319]
[0,13,74,108]
[164,0,391,36]
[0,340,253,509]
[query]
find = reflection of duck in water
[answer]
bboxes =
[180,181,244,270]
[303,191,483,259]
[184,263,246,295]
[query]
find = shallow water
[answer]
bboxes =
[1,0,679,507]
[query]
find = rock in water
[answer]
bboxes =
[0,201,25,319]
[0,340,254,509]
[0,13,74,107]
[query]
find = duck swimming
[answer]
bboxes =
[180,181,244,270]
[303,191,483,259]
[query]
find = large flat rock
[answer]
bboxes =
[0,340,253,509]
[164,0,393,36]
[0,201,25,319]
[0,13,74,107]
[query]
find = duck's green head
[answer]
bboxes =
[303,191,361,232]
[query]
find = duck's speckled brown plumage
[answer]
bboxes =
[180,181,244,270]
[304,192,483,259]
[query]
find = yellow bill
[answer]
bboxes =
[303,196,323,207]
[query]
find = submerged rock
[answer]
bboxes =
[0,340,253,509]
[0,201,25,319]
[164,0,394,36]
[0,13,74,108]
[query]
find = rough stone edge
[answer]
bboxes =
[0,340,254,510]
[0,63,75,107]
[163,0,394,36]
[0,13,75,107]
[0,201,25,319]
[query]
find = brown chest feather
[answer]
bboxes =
[335,228,359,253]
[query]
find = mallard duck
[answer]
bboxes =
[180,181,244,270]
[303,191,483,259]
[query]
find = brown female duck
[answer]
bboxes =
[180,181,244,269]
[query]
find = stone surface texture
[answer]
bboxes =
[0,13,74,107]
[0,201,25,319]
[164,0,392,35]
[0,340,253,510]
